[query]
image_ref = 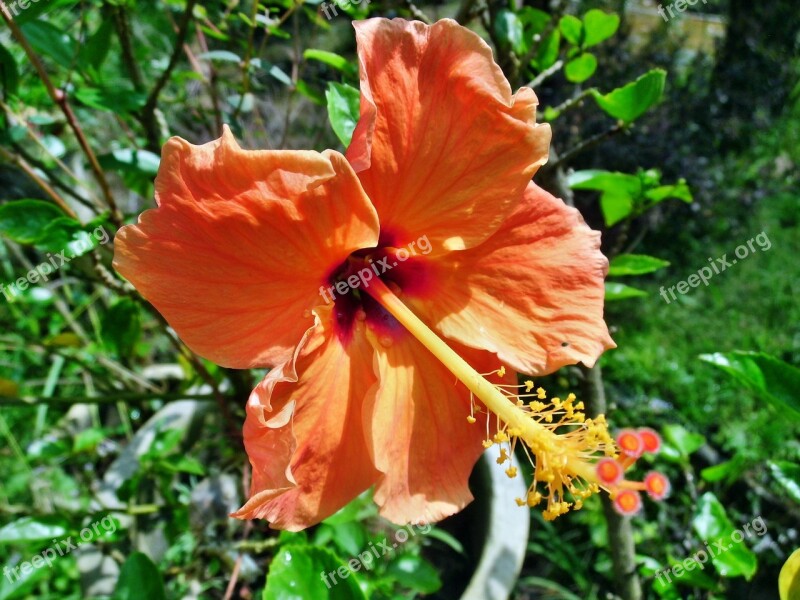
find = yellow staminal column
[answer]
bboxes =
[363,277,618,519]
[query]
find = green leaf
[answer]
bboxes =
[112,553,166,600]
[583,9,620,48]
[700,458,746,484]
[495,10,527,55]
[15,0,78,24]
[0,43,19,97]
[769,462,800,504]
[692,493,757,580]
[73,428,106,453]
[303,49,357,78]
[19,21,77,69]
[0,516,68,543]
[780,548,800,600]
[325,82,360,148]
[564,52,597,83]
[79,19,114,70]
[98,149,160,196]
[568,170,642,226]
[699,352,800,420]
[0,200,66,245]
[605,282,647,301]
[74,86,146,113]
[592,69,667,123]
[662,424,705,459]
[518,7,551,37]
[608,254,670,276]
[559,15,583,46]
[531,29,560,72]
[159,455,205,475]
[268,64,293,86]
[386,555,442,594]
[197,50,242,63]
[101,298,141,358]
[645,180,693,204]
[263,545,366,600]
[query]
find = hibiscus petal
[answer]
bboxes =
[364,331,512,524]
[405,182,615,375]
[346,18,550,253]
[232,306,380,530]
[114,127,379,368]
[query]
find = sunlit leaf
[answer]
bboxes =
[495,10,527,55]
[609,254,670,276]
[605,282,647,301]
[583,9,620,48]
[592,69,667,123]
[565,52,597,83]
[699,352,800,420]
[531,29,560,72]
[692,493,757,580]
[559,15,583,46]
[263,545,366,600]
[326,81,360,147]
[0,200,66,245]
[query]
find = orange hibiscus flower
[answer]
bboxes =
[114,18,666,531]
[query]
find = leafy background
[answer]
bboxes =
[0,0,798,599]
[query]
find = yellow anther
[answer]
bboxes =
[527,491,542,506]
[493,431,509,443]
[466,415,476,424]
[482,439,494,449]
[497,366,506,377]
[496,449,509,464]
[536,387,546,399]
[524,380,535,392]
[515,497,526,506]
[505,466,518,478]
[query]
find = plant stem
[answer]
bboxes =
[580,364,643,600]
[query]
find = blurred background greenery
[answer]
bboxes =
[0,0,798,599]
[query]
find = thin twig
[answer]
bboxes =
[405,0,433,24]
[0,146,77,218]
[140,0,199,151]
[527,59,564,89]
[544,122,625,172]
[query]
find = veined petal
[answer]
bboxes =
[363,331,512,524]
[232,306,380,530]
[114,127,379,368]
[406,182,615,375]
[346,18,550,253]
